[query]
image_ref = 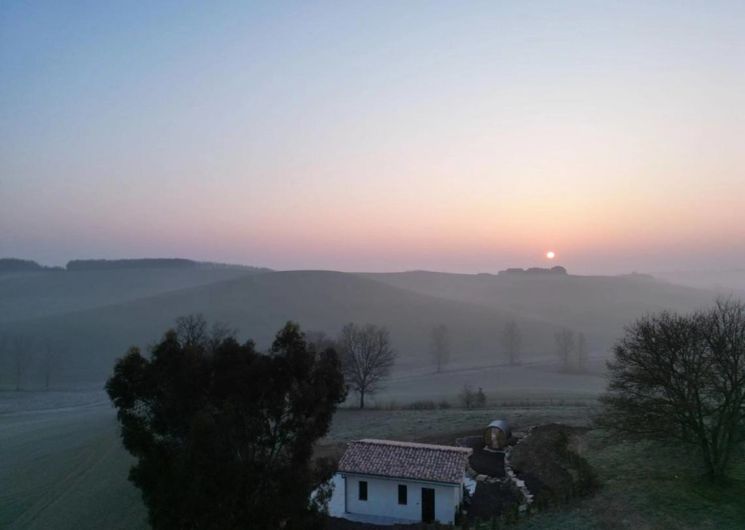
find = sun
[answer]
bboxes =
[546,250,556,260]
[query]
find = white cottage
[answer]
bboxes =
[337,439,472,525]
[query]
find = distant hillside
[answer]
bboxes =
[66,258,198,271]
[0,267,722,387]
[362,270,714,347]
[0,271,561,384]
[655,269,745,296]
[0,258,62,273]
[497,266,567,275]
[0,266,266,323]
[65,258,269,272]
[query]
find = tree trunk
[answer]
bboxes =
[702,441,730,480]
[359,390,365,409]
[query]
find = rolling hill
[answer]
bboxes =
[0,263,266,323]
[0,265,721,387]
[0,270,562,384]
[654,269,745,295]
[362,269,714,347]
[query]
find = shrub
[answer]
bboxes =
[460,384,475,409]
[406,400,438,410]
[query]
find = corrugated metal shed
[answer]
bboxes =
[484,420,511,449]
[487,420,511,437]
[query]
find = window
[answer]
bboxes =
[398,484,407,505]
[358,480,368,501]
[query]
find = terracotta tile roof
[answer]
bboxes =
[338,439,472,484]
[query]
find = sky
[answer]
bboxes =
[1,1,744,274]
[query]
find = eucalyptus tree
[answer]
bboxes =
[107,319,346,529]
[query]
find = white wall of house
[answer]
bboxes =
[343,473,462,524]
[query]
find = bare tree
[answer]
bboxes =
[576,332,589,372]
[176,314,209,347]
[501,320,522,365]
[474,387,486,408]
[459,383,475,409]
[338,323,396,409]
[0,334,7,386]
[430,324,450,373]
[10,335,33,391]
[554,328,575,372]
[42,340,57,390]
[206,321,238,352]
[39,339,68,390]
[176,314,236,353]
[597,299,745,478]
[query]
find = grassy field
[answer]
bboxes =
[0,391,148,530]
[513,432,745,530]
[0,388,591,530]
[373,360,607,404]
[326,405,591,444]
[2,387,742,529]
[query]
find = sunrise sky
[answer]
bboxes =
[2,1,744,273]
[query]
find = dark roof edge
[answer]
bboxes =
[338,470,464,486]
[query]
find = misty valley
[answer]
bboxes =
[2,259,745,529]
[3,2,745,528]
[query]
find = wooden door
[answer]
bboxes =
[421,487,435,523]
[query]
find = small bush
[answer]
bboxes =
[406,400,437,410]
[461,386,487,409]
[460,384,475,409]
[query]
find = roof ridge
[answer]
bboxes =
[355,438,472,453]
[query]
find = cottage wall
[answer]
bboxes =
[343,473,461,524]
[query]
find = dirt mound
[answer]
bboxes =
[509,423,596,506]
[469,449,505,478]
[466,481,520,521]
